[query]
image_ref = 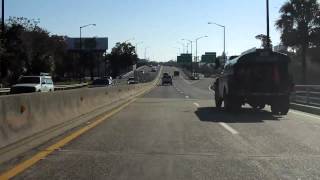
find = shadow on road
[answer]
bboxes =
[195,107,281,123]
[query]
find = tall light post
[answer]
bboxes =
[1,0,4,34]
[135,41,143,57]
[173,47,181,55]
[144,47,150,60]
[177,41,186,53]
[182,39,193,55]
[80,24,96,51]
[195,36,208,64]
[208,22,226,61]
[79,24,96,81]
[195,36,208,74]
[266,0,271,48]
[1,0,4,82]
[182,38,193,74]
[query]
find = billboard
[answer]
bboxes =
[66,37,108,51]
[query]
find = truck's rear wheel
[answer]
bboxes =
[271,96,289,115]
[224,93,240,112]
[215,96,222,109]
[279,96,290,115]
[271,104,281,115]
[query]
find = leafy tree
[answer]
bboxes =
[276,0,320,83]
[2,19,29,84]
[255,34,272,49]
[0,17,73,84]
[106,42,137,77]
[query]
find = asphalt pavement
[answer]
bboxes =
[7,66,320,179]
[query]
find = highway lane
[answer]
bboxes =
[114,65,158,85]
[6,66,320,179]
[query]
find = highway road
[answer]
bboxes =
[4,66,320,179]
[114,65,158,85]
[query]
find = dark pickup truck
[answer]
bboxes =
[214,49,293,115]
[174,71,180,76]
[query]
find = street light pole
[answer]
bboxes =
[266,0,270,48]
[1,0,4,82]
[182,39,193,74]
[195,36,208,74]
[173,47,181,55]
[208,22,226,62]
[1,0,4,34]
[144,47,150,60]
[177,42,186,53]
[79,24,96,81]
[195,36,208,64]
[80,24,96,51]
[135,41,143,58]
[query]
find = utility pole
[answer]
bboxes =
[266,0,271,49]
[1,0,4,34]
[1,0,4,83]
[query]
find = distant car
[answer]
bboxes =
[103,76,113,85]
[174,71,180,76]
[162,73,173,85]
[10,74,54,94]
[151,67,157,72]
[191,73,200,80]
[127,77,138,85]
[89,78,111,88]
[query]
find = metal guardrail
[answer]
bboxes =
[291,85,320,107]
[0,83,89,95]
[0,88,10,95]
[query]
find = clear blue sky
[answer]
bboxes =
[4,0,286,61]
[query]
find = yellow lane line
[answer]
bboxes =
[0,98,136,180]
[0,69,161,180]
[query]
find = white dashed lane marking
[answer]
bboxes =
[219,122,239,135]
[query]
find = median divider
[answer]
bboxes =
[0,67,162,164]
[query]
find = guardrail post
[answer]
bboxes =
[306,86,310,105]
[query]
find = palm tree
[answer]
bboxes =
[276,0,320,84]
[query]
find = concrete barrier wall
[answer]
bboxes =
[0,83,152,149]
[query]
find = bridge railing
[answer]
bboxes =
[291,85,320,107]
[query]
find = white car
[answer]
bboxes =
[127,77,138,84]
[10,74,54,94]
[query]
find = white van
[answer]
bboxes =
[10,74,55,94]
